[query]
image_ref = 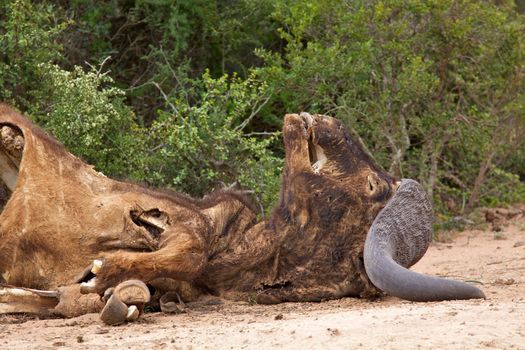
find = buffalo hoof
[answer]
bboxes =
[99,280,151,325]
[159,291,186,314]
[99,294,128,326]
[113,280,151,307]
[126,305,140,321]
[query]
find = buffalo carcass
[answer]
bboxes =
[0,105,484,324]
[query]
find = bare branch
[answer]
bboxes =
[235,93,272,132]
[150,82,179,117]
[242,131,279,137]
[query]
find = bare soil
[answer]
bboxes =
[1,214,524,350]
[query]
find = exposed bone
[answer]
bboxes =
[311,144,327,174]
[91,259,103,274]
[126,305,140,321]
[0,125,24,161]
[0,149,18,191]
[137,212,169,231]
[0,284,59,315]
[0,285,60,298]
[99,294,128,326]
[0,287,35,297]
[80,278,97,294]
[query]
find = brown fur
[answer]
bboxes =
[197,114,397,302]
[0,106,397,315]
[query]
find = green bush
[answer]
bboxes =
[30,63,139,177]
[0,0,66,106]
[0,0,282,213]
[0,0,524,218]
[257,0,525,213]
[479,168,525,208]
[61,0,280,124]
[132,71,282,213]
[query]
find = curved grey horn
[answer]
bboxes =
[363,179,485,301]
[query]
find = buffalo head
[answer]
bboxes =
[273,112,484,301]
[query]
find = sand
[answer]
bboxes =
[1,214,524,349]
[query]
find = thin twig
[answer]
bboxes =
[85,56,112,77]
[150,82,179,117]
[160,49,189,103]
[235,93,272,131]
[243,131,279,137]
[148,143,166,153]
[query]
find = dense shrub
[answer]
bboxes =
[0,0,524,216]
[0,0,65,106]
[128,71,282,213]
[257,0,525,214]
[31,63,139,177]
[0,0,282,213]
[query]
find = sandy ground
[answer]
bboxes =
[1,214,524,349]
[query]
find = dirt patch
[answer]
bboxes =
[1,215,524,349]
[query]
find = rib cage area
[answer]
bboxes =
[130,209,168,241]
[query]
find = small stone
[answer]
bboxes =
[327,328,341,336]
[126,305,140,321]
[513,240,525,248]
[495,278,515,285]
[274,314,284,320]
[94,327,109,334]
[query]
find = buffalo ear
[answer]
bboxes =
[366,174,379,193]
[366,173,394,202]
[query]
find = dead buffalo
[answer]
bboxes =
[0,105,484,324]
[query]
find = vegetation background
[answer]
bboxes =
[1,0,524,223]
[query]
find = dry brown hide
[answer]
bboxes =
[0,105,484,320]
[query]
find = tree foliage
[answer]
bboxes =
[0,0,524,217]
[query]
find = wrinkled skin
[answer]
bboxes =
[0,105,483,319]
[266,113,397,301]
[198,113,398,303]
[0,104,252,315]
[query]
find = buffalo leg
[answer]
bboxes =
[85,224,206,295]
[0,284,59,315]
